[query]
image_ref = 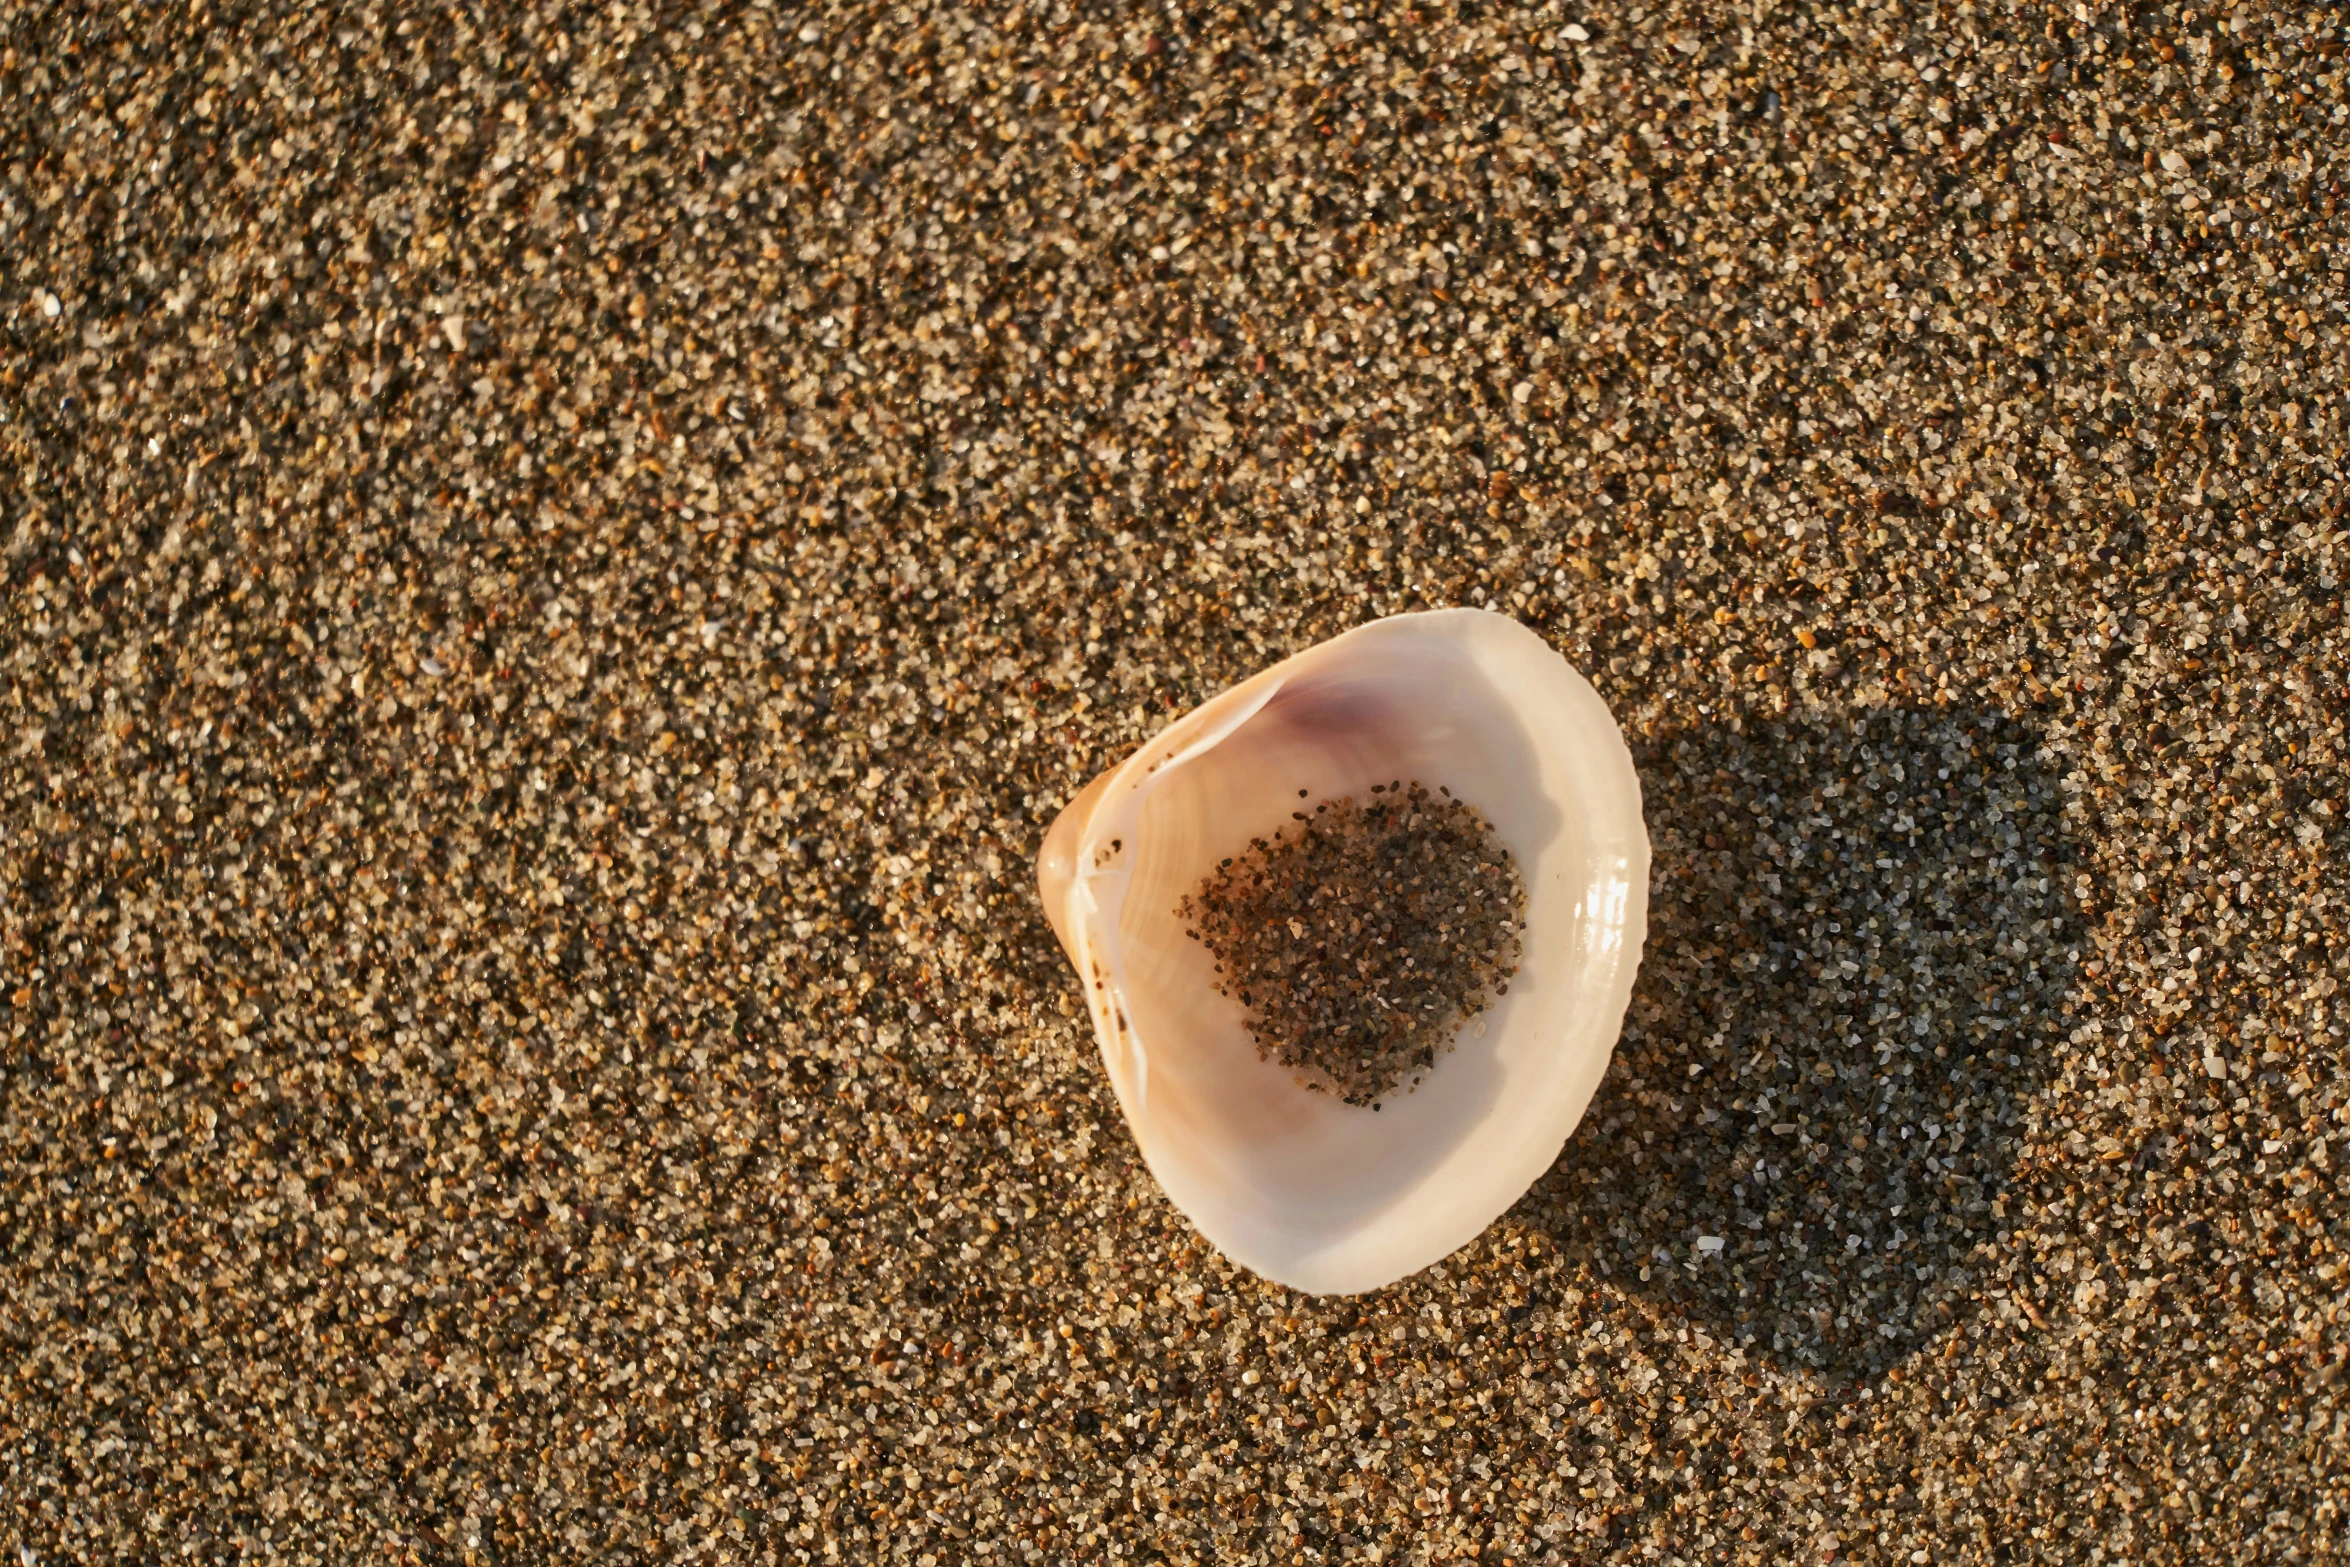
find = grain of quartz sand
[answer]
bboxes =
[1,0,2345,1563]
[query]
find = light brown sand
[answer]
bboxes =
[2,2,2345,1563]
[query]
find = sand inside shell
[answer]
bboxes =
[1177,781,1527,1106]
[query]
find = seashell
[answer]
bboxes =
[1037,609,1649,1294]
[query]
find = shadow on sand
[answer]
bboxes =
[1534,700,2084,1378]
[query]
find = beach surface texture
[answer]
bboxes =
[3,1,2347,1563]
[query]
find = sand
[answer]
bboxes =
[1180,783,1525,1104]
[2,1,2345,1563]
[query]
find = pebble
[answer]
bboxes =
[1,2,2344,1565]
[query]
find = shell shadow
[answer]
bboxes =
[1532,701,2083,1378]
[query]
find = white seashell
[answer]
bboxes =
[1037,608,1649,1295]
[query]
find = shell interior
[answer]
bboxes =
[1039,609,1648,1296]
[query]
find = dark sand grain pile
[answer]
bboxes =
[3,1,2347,1563]
[1180,782,1525,1104]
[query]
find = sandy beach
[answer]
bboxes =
[3,0,2345,1562]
